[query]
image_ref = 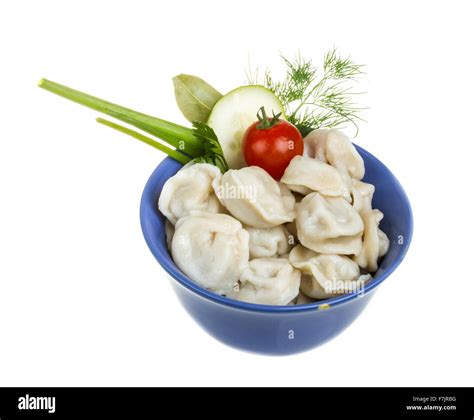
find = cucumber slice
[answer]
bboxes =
[207,85,285,169]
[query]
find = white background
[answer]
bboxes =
[1,0,473,386]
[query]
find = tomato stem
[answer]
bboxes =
[256,106,281,130]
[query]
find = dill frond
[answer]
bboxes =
[250,48,367,136]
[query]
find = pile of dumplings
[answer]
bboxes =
[158,128,389,306]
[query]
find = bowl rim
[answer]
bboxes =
[140,146,413,314]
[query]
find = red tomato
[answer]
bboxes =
[242,107,304,180]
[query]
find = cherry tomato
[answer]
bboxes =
[242,107,303,180]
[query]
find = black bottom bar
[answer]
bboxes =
[0,387,472,418]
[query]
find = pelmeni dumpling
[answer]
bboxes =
[158,163,223,225]
[246,225,292,259]
[351,179,375,214]
[296,192,364,255]
[303,128,329,161]
[227,257,301,305]
[289,245,371,299]
[304,129,365,180]
[354,209,390,272]
[213,166,294,228]
[281,155,351,200]
[172,211,249,294]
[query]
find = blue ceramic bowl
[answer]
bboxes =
[140,146,413,355]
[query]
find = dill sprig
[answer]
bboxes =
[250,48,367,136]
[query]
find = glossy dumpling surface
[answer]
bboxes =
[172,211,249,294]
[354,209,390,272]
[281,155,351,200]
[351,179,375,214]
[213,166,293,228]
[246,225,292,259]
[227,257,301,305]
[158,163,223,225]
[304,128,365,180]
[296,192,364,255]
[289,245,371,299]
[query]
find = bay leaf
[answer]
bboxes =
[172,74,222,123]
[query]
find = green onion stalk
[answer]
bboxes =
[38,78,201,164]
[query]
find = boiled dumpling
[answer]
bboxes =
[351,179,375,214]
[227,257,301,305]
[246,225,292,259]
[296,192,364,255]
[281,155,351,200]
[303,128,329,161]
[158,163,223,225]
[172,211,249,294]
[304,128,365,180]
[289,245,371,299]
[354,209,390,272]
[213,166,294,228]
